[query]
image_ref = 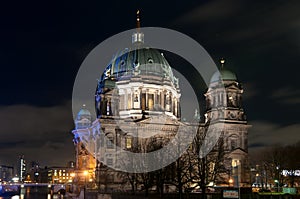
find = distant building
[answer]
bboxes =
[19,155,26,182]
[46,167,75,184]
[29,161,40,183]
[0,165,14,182]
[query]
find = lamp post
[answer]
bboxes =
[276,166,280,192]
[70,173,75,193]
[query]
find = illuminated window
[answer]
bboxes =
[127,94,131,109]
[232,159,240,167]
[148,94,154,110]
[208,162,215,173]
[126,137,132,149]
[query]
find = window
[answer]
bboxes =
[107,174,114,182]
[148,94,154,110]
[141,93,146,110]
[126,137,132,149]
[107,158,113,166]
[232,159,240,167]
[231,139,237,150]
[127,94,131,109]
[119,95,124,110]
[106,100,110,115]
[106,137,114,149]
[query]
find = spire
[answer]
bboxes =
[136,10,141,29]
[220,58,225,69]
[132,10,144,44]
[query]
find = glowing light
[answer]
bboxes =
[83,170,88,176]
[220,58,225,64]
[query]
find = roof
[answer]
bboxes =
[210,69,237,83]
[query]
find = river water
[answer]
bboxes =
[0,187,66,199]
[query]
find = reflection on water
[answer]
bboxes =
[0,187,65,199]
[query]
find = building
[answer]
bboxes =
[71,13,250,191]
[46,167,75,184]
[205,59,251,186]
[19,155,26,182]
[0,165,14,182]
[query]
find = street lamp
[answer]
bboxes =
[83,170,88,186]
[229,178,233,187]
[83,170,88,199]
[276,166,280,192]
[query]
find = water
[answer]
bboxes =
[0,187,65,199]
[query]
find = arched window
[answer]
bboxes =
[228,134,239,150]
[106,136,114,149]
[231,139,237,150]
[148,94,154,110]
[125,137,132,149]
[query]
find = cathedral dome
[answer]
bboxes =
[97,47,178,93]
[95,12,180,120]
[95,47,181,119]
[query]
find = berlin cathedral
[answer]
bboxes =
[71,13,250,192]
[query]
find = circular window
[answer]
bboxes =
[120,60,125,67]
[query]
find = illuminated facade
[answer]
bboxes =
[72,14,250,190]
[72,105,96,185]
[19,155,26,182]
[205,59,251,186]
[47,167,75,184]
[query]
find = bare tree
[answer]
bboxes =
[186,127,227,199]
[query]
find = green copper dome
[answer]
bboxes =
[97,47,178,92]
[104,48,175,79]
[210,69,237,83]
[77,107,91,118]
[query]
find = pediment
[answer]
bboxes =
[227,147,247,157]
[225,83,241,90]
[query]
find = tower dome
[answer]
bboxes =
[75,105,92,129]
[210,59,237,83]
[210,69,237,83]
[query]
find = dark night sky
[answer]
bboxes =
[0,0,299,171]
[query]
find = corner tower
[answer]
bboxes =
[72,105,96,185]
[205,59,250,186]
